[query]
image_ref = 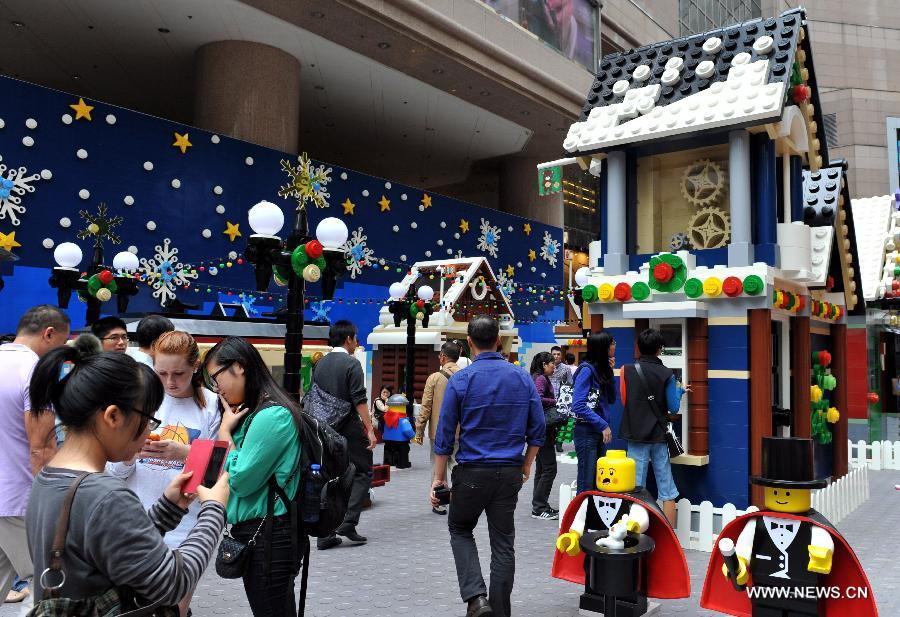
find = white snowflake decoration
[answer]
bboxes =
[540,230,561,268]
[341,227,374,280]
[476,218,501,258]
[0,155,46,226]
[496,271,515,298]
[139,238,198,306]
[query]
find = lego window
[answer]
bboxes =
[635,144,731,255]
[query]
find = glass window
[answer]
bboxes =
[679,0,761,36]
[659,324,684,357]
[636,144,731,254]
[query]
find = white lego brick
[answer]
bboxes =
[809,226,834,286]
[778,222,812,277]
[851,194,895,301]
[622,301,708,318]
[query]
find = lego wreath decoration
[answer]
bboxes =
[290,240,327,283]
[648,253,687,293]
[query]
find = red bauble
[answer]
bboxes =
[304,240,323,259]
[614,282,631,302]
[416,299,425,309]
[723,276,743,297]
[791,84,811,104]
[867,392,880,404]
[819,350,832,367]
[98,270,114,285]
[797,295,806,311]
[652,262,674,283]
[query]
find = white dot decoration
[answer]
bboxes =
[128,246,138,254]
[454,232,460,239]
[78,189,90,200]
[43,238,54,249]
[400,255,407,261]
[661,69,681,86]
[385,182,392,189]
[401,194,407,201]
[245,157,254,166]
[76,148,88,159]
[541,272,547,278]
[215,205,225,214]
[105,114,116,125]
[612,80,629,96]
[418,205,425,212]
[696,60,716,80]
[123,195,134,206]
[171,179,181,189]
[507,226,513,232]
[25,118,37,129]
[531,266,537,272]
[340,172,348,180]
[61,114,73,125]
[146,221,157,231]
[447,248,453,255]
[392,225,399,232]
[211,135,220,144]
[202,229,212,238]
[632,65,651,82]
[40,169,52,180]
[143,161,154,171]
[22,136,34,147]
[702,37,723,54]
[228,251,238,260]
[425,251,432,258]
[753,35,774,55]
[59,217,71,228]
[0,118,5,129]
[665,57,684,71]
[732,52,752,66]
[517,261,523,268]
[362,190,370,197]
[532,310,539,317]
[437,239,443,246]
[213,185,223,195]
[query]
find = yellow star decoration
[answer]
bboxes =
[523,223,532,236]
[0,231,21,252]
[459,218,470,233]
[223,221,241,242]
[505,265,515,278]
[342,198,356,215]
[69,97,94,121]
[378,195,391,212]
[172,132,192,154]
[421,194,433,209]
[528,249,537,262]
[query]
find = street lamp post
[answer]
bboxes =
[246,200,348,399]
[389,281,435,421]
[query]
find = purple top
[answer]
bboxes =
[0,343,39,517]
[532,373,556,410]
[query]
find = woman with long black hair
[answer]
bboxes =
[201,336,304,617]
[529,351,559,520]
[26,348,228,608]
[571,332,617,494]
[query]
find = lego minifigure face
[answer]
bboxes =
[764,487,811,513]
[596,450,636,492]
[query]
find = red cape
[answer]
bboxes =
[700,510,878,617]
[551,490,690,599]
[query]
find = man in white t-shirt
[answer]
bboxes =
[0,306,70,604]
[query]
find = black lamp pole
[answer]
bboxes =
[391,290,433,421]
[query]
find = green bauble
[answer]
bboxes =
[291,245,310,276]
[581,284,598,303]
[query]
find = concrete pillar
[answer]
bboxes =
[604,150,628,275]
[498,157,563,228]
[193,41,301,153]
[728,130,754,267]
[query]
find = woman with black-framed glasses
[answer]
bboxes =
[24,348,229,610]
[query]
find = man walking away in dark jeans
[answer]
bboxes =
[431,315,545,617]
[314,321,377,550]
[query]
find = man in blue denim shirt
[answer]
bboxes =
[431,315,545,617]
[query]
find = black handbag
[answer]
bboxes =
[633,363,685,459]
[214,518,265,579]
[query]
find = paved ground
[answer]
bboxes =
[4,445,897,616]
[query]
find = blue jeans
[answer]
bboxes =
[626,441,679,501]
[573,423,606,494]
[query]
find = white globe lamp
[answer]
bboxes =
[54,242,83,269]
[315,217,349,250]
[417,285,435,301]
[247,201,284,237]
[574,267,590,288]
[112,251,139,272]
[389,282,408,300]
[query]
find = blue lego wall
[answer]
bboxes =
[0,76,563,345]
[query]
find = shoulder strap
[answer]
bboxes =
[43,471,92,598]
[439,369,452,381]
[632,363,669,434]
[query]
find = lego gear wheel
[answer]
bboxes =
[688,207,731,249]
[681,159,725,207]
[670,232,691,251]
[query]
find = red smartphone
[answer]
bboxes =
[182,439,229,494]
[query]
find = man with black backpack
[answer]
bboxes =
[312,321,376,550]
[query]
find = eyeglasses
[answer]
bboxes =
[202,363,233,393]
[101,334,129,343]
[129,407,162,431]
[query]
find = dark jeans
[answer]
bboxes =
[531,440,558,513]
[448,465,523,617]
[383,440,411,468]
[573,423,606,494]
[338,414,373,527]
[232,516,305,617]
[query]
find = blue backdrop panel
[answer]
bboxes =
[0,76,562,340]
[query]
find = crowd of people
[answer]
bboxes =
[0,305,687,617]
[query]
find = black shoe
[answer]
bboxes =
[432,506,448,515]
[317,535,342,550]
[336,525,368,544]
[465,595,493,617]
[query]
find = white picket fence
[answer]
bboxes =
[848,439,900,470]
[557,464,870,552]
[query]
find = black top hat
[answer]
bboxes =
[750,437,827,489]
